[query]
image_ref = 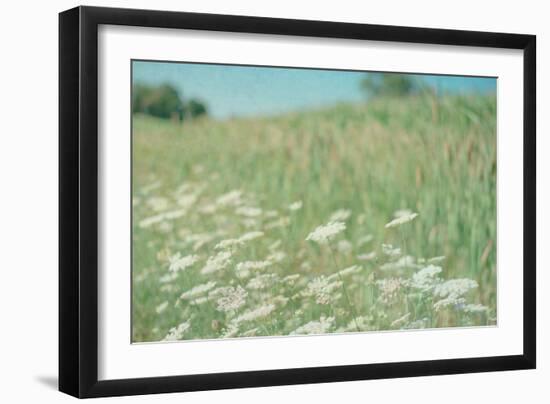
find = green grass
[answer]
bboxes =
[131,93,496,342]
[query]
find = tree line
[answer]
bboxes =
[360,73,429,98]
[132,83,208,122]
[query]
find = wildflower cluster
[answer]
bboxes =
[133,177,493,342]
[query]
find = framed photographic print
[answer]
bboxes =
[59,6,536,398]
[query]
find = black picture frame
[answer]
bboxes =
[59,5,536,398]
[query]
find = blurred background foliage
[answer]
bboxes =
[132,83,208,122]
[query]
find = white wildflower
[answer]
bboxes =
[163,321,191,341]
[159,272,178,284]
[427,256,446,264]
[304,276,343,305]
[158,221,173,233]
[139,208,187,228]
[300,261,312,271]
[288,201,303,211]
[147,196,169,212]
[186,233,217,251]
[168,253,200,273]
[433,278,478,299]
[232,304,276,324]
[201,251,232,274]
[180,281,217,300]
[376,278,404,304]
[216,190,243,207]
[239,231,264,242]
[380,255,418,271]
[190,296,208,306]
[267,251,286,263]
[236,206,263,217]
[164,209,187,220]
[176,194,198,209]
[290,316,335,335]
[382,243,401,257]
[236,260,272,272]
[329,209,352,222]
[282,274,300,285]
[247,274,278,290]
[271,295,290,307]
[139,214,165,228]
[214,238,242,250]
[337,239,353,254]
[434,297,466,311]
[334,265,362,279]
[198,203,218,214]
[306,221,346,244]
[393,209,414,218]
[174,182,194,195]
[214,286,248,312]
[433,279,478,311]
[242,218,258,228]
[410,265,442,291]
[357,251,377,261]
[235,268,251,279]
[385,211,418,228]
[235,260,272,279]
[155,301,169,314]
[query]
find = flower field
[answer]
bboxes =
[131,93,497,342]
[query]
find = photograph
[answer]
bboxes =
[130,60,497,343]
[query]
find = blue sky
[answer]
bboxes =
[133,60,496,120]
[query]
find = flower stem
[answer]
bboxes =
[328,245,361,332]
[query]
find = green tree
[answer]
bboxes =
[360,73,424,98]
[186,99,208,119]
[132,83,184,120]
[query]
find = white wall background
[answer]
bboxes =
[0,0,546,402]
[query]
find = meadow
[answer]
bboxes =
[131,93,497,342]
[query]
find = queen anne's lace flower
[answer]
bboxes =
[232,304,276,324]
[433,278,478,311]
[235,206,263,217]
[382,243,401,257]
[163,321,191,341]
[329,209,352,222]
[409,265,442,291]
[216,190,243,206]
[168,253,199,273]
[246,274,278,290]
[303,276,342,305]
[306,221,346,244]
[385,211,418,228]
[214,286,248,312]
[288,201,303,211]
[180,281,217,300]
[201,251,232,274]
[357,252,377,261]
[291,316,335,335]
